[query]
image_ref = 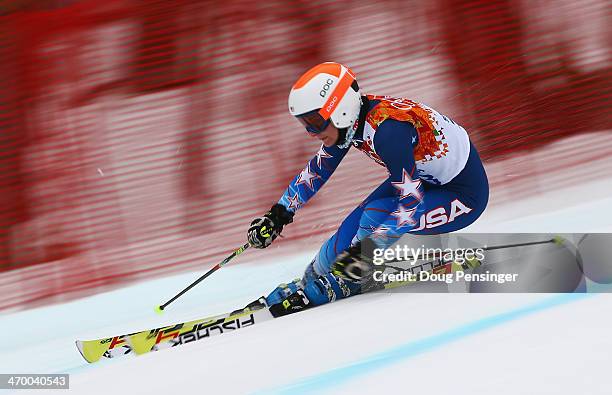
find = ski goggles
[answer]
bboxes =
[295,109,332,134]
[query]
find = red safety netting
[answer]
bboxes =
[0,0,610,310]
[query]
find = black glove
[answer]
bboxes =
[248,204,294,248]
[331,241,375,284]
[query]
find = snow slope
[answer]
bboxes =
[1,177,611,395]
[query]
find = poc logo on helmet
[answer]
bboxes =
[326,96,338,112]
[320,79,334,97]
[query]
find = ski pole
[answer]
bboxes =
[381,237,566,289]
[383,236,564,263]
[155,242,251,314]
[481,237,564,252]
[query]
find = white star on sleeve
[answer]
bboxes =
[391,205,417,228]
[315,145,333,169]
[296,163,321,192]
[287,193,302,210]
[392,168,423,201]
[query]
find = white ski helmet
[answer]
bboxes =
[288,62,362,147]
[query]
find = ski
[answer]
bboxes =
[75,298,272,363]
[75,256,483,363]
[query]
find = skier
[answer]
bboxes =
[247,62,489,316]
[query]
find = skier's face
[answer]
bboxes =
[308,124,339,147]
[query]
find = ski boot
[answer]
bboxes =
[265,272,357,317]
[331,241,375,284]
[329,240,386,293]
